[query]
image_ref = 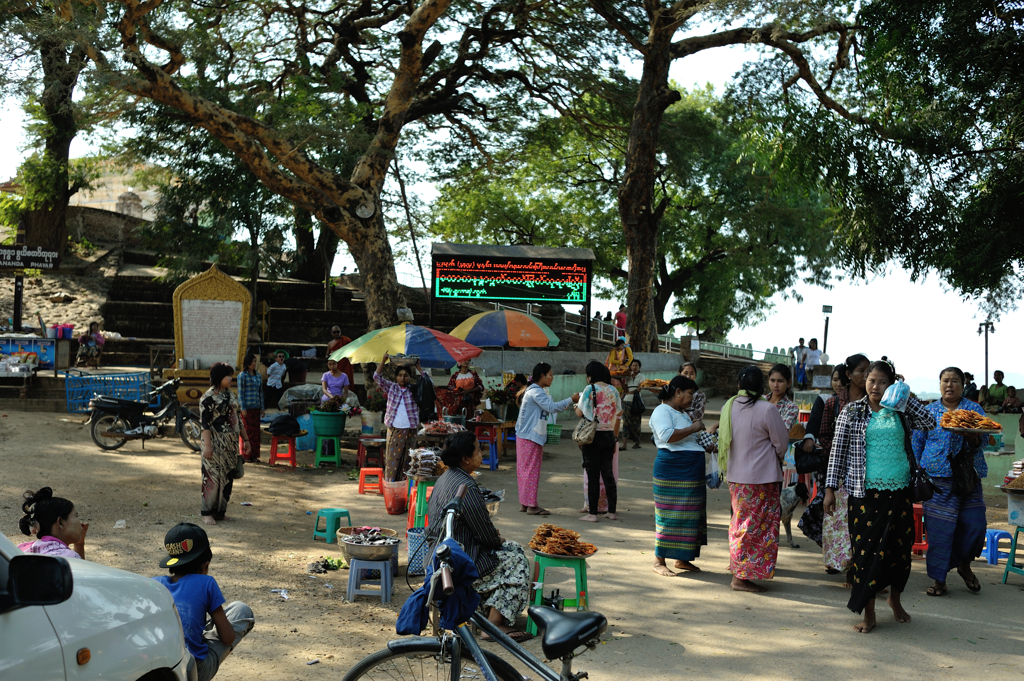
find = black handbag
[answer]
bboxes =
[948,439,981,498]
[897,411,936,502]
[794,443,825,474]
[629,389,646,417]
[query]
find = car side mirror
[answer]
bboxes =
[0,555,73,612]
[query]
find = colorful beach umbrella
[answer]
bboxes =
[449,310,560,348]
[329,323,482,369]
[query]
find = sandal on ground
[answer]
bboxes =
[632,443,642,449]
[480,630,533,643]
[526,507,550,516]
[926,584,947,597]
[957,568,982,593]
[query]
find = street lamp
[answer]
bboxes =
[822,305,832,354]
[978,320,995,386]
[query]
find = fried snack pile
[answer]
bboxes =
[1007,475,1024,490]
[529,523,597,556]
[477,410,499,423]
[940,410,1002,430]
[639,378,669,388]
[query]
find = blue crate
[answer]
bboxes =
[64,371,158,413]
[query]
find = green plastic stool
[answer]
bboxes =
[1002,526,1024,584]
[315,435,343,467]
[526,553,590,636]
[313,508,352,543]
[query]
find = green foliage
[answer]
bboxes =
[429,84,833,338]
[0,194,25,229]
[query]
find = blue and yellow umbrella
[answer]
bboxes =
[329,323,482,369]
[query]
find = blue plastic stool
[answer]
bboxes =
[347,558,393,603]
[979,529,1012,565]
[312,508,351,543]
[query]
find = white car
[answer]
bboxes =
[0,531,193,681]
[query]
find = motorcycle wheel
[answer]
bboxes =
[91,414,130,450]
[180,415,203,452]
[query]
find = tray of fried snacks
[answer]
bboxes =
[528,523,597,557]
[940,409,1003,433]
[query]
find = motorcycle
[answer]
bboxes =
[88,378,203,451]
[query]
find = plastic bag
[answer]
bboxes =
[705,451,723,490]
[881,380,910,412]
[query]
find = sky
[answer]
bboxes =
[2,35,1019,396]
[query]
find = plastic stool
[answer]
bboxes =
[407,485,433,530]
[526,553,590,636]
[476,425,499,471]
[1002,527,1024,584]
[347,558,393,603]
[314,435,342,467]
[357,437,386,468]
[268,430,306,467]
[912,503,928,556]
[312,508,351,543]
[358,468,384,495]
[979,529,1013,565]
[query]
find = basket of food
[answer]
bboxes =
[529,523,597,557]
[388,353,420,366]
[940,409,1003,433]
[422,419,465,435]
[336,527,400,561]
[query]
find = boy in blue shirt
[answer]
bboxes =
[154,523,255,681]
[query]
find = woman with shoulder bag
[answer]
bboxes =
[576,361,622,522]
[825,359,936,632]
[200,363,248,526]
[910,366,987,596]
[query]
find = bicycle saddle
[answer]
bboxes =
[527,606,607,660]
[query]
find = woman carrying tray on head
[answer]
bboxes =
[825,359,936,633]
[911,366,987,597]
[427,431,533,642]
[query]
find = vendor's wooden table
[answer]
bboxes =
[496,421,516,458]
[148,344,175,380]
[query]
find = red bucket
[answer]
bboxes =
[382,480,408,515]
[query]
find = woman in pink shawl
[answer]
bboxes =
[17,487,88,559]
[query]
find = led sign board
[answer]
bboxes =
[431,244,595,304]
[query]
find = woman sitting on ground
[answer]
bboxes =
[18,487,89,559]
[426,431,533,642]
[76,321,106,367]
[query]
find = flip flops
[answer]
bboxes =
[926,584,947,597]
[957,568,982,593]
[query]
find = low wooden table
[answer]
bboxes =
[148,344,175,379]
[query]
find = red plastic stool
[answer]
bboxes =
[359,467,384,495]
[267,429,306,468]
[912,503,928,556]
[358,437,386,468]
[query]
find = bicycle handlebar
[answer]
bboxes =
[436,484,469,597]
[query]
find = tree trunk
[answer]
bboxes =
[24,40,86,258]
[292,207,317,280]
[341,212,405,329]
[619,29,679,353]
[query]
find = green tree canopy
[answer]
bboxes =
[430,85,833,340]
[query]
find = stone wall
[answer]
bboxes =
[67,206,148,246]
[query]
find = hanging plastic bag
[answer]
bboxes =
[705,451,723,490]
[881,380,911,412]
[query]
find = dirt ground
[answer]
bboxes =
[2,409,1022,681]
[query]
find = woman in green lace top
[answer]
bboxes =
[825,359,936,634]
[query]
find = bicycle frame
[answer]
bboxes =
[429,491,581,681]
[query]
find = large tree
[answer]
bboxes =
[430,86,833,340]
[48,0,608,330]
[562,2,862,350]
[0,4,96,255]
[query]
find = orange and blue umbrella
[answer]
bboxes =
[329,323,482,369]
[449,310,560,348]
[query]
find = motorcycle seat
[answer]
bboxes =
[92,394,144,408]
[527,606,607,660]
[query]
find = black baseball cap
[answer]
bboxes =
[159,522,211,569]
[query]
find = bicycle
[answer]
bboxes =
[342,484,608,681]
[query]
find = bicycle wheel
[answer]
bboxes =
[91,414,129,450]
[342,638,522,681]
